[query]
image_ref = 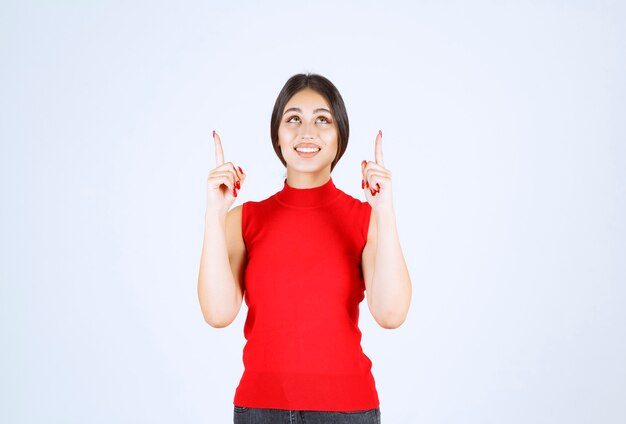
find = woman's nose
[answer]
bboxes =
[299,121,316,139]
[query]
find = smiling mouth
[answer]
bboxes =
[294,142,321,154]
[295,146,321,153]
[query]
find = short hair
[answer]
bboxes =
[270,73,349,172]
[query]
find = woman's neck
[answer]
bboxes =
[286,168,332,189]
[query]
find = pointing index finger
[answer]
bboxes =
[213,130,225,166]
[375,130,384,167]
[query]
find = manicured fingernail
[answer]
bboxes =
[236,180,241,189]
[361,179,365,189]
[238,166,244,175]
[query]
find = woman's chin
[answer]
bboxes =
[285,158,330,173]
[287,163,331,175]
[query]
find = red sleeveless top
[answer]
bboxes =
[233,177,379,411]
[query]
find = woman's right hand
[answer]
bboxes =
[205,130,245,217]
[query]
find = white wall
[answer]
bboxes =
[1,1,624,423]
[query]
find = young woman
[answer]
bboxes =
[198,73,411,424]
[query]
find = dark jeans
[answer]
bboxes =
[233,405,381,424]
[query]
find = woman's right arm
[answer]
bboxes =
[197,131,246,328]
[198,205,246,328]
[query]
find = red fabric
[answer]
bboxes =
[233,177,379,411]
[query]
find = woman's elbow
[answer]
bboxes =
[373,310,408,329]
[200,307,238,328]
[202,313,235,328]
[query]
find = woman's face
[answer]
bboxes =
[278,88,338,174]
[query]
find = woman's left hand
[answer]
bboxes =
[361,130,394,212]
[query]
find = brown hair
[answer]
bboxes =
[270,73,349,172]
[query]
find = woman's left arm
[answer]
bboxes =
[361,131,412,329]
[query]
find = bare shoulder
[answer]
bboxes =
[227,204,243,222]
[366,205,377,244]
[226,204,244,241]
[362,207,377,300]
[226,204,246,294]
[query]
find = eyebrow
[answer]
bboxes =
[282,107,332,116]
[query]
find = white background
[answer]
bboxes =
[1,1,624,423]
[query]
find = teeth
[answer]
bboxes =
[296,147,320,153]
